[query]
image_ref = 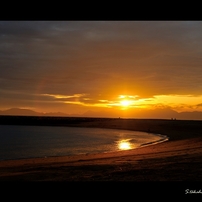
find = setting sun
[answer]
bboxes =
[118,95,136,109]
[120,100,131,108]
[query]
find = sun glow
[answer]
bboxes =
[120,100,132,107]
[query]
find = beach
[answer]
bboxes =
[0,117,202,181]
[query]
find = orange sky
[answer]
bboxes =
[1,21,202,118]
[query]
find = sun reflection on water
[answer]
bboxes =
[118,139,133,150]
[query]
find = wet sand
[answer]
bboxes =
[0,117,202,182]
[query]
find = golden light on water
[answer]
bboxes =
[118,140,132,150]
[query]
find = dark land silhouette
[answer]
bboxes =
[0,115,202,183]
[1,107,202,120]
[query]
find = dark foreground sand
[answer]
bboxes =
[0,117,202,182]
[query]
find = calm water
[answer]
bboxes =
[0,125,168,161]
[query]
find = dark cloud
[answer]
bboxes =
[1,21,202,112]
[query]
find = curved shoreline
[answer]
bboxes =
[0,117,202,181]
[0,131,169,162]
[0,126,169,162]
[139,134,169,148]
[0,125,168,162]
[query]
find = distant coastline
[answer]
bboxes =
[1,107,202,120]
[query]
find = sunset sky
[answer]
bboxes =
[1,21,202,118]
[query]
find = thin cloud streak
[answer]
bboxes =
[42,93,87,99]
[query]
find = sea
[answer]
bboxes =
[0,125,168,161]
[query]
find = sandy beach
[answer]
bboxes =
[0,117,202,182]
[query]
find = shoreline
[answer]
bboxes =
[0,124,168,162]
[0,117,202,181]
[0,132,169,162]
[1,136,202,181]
